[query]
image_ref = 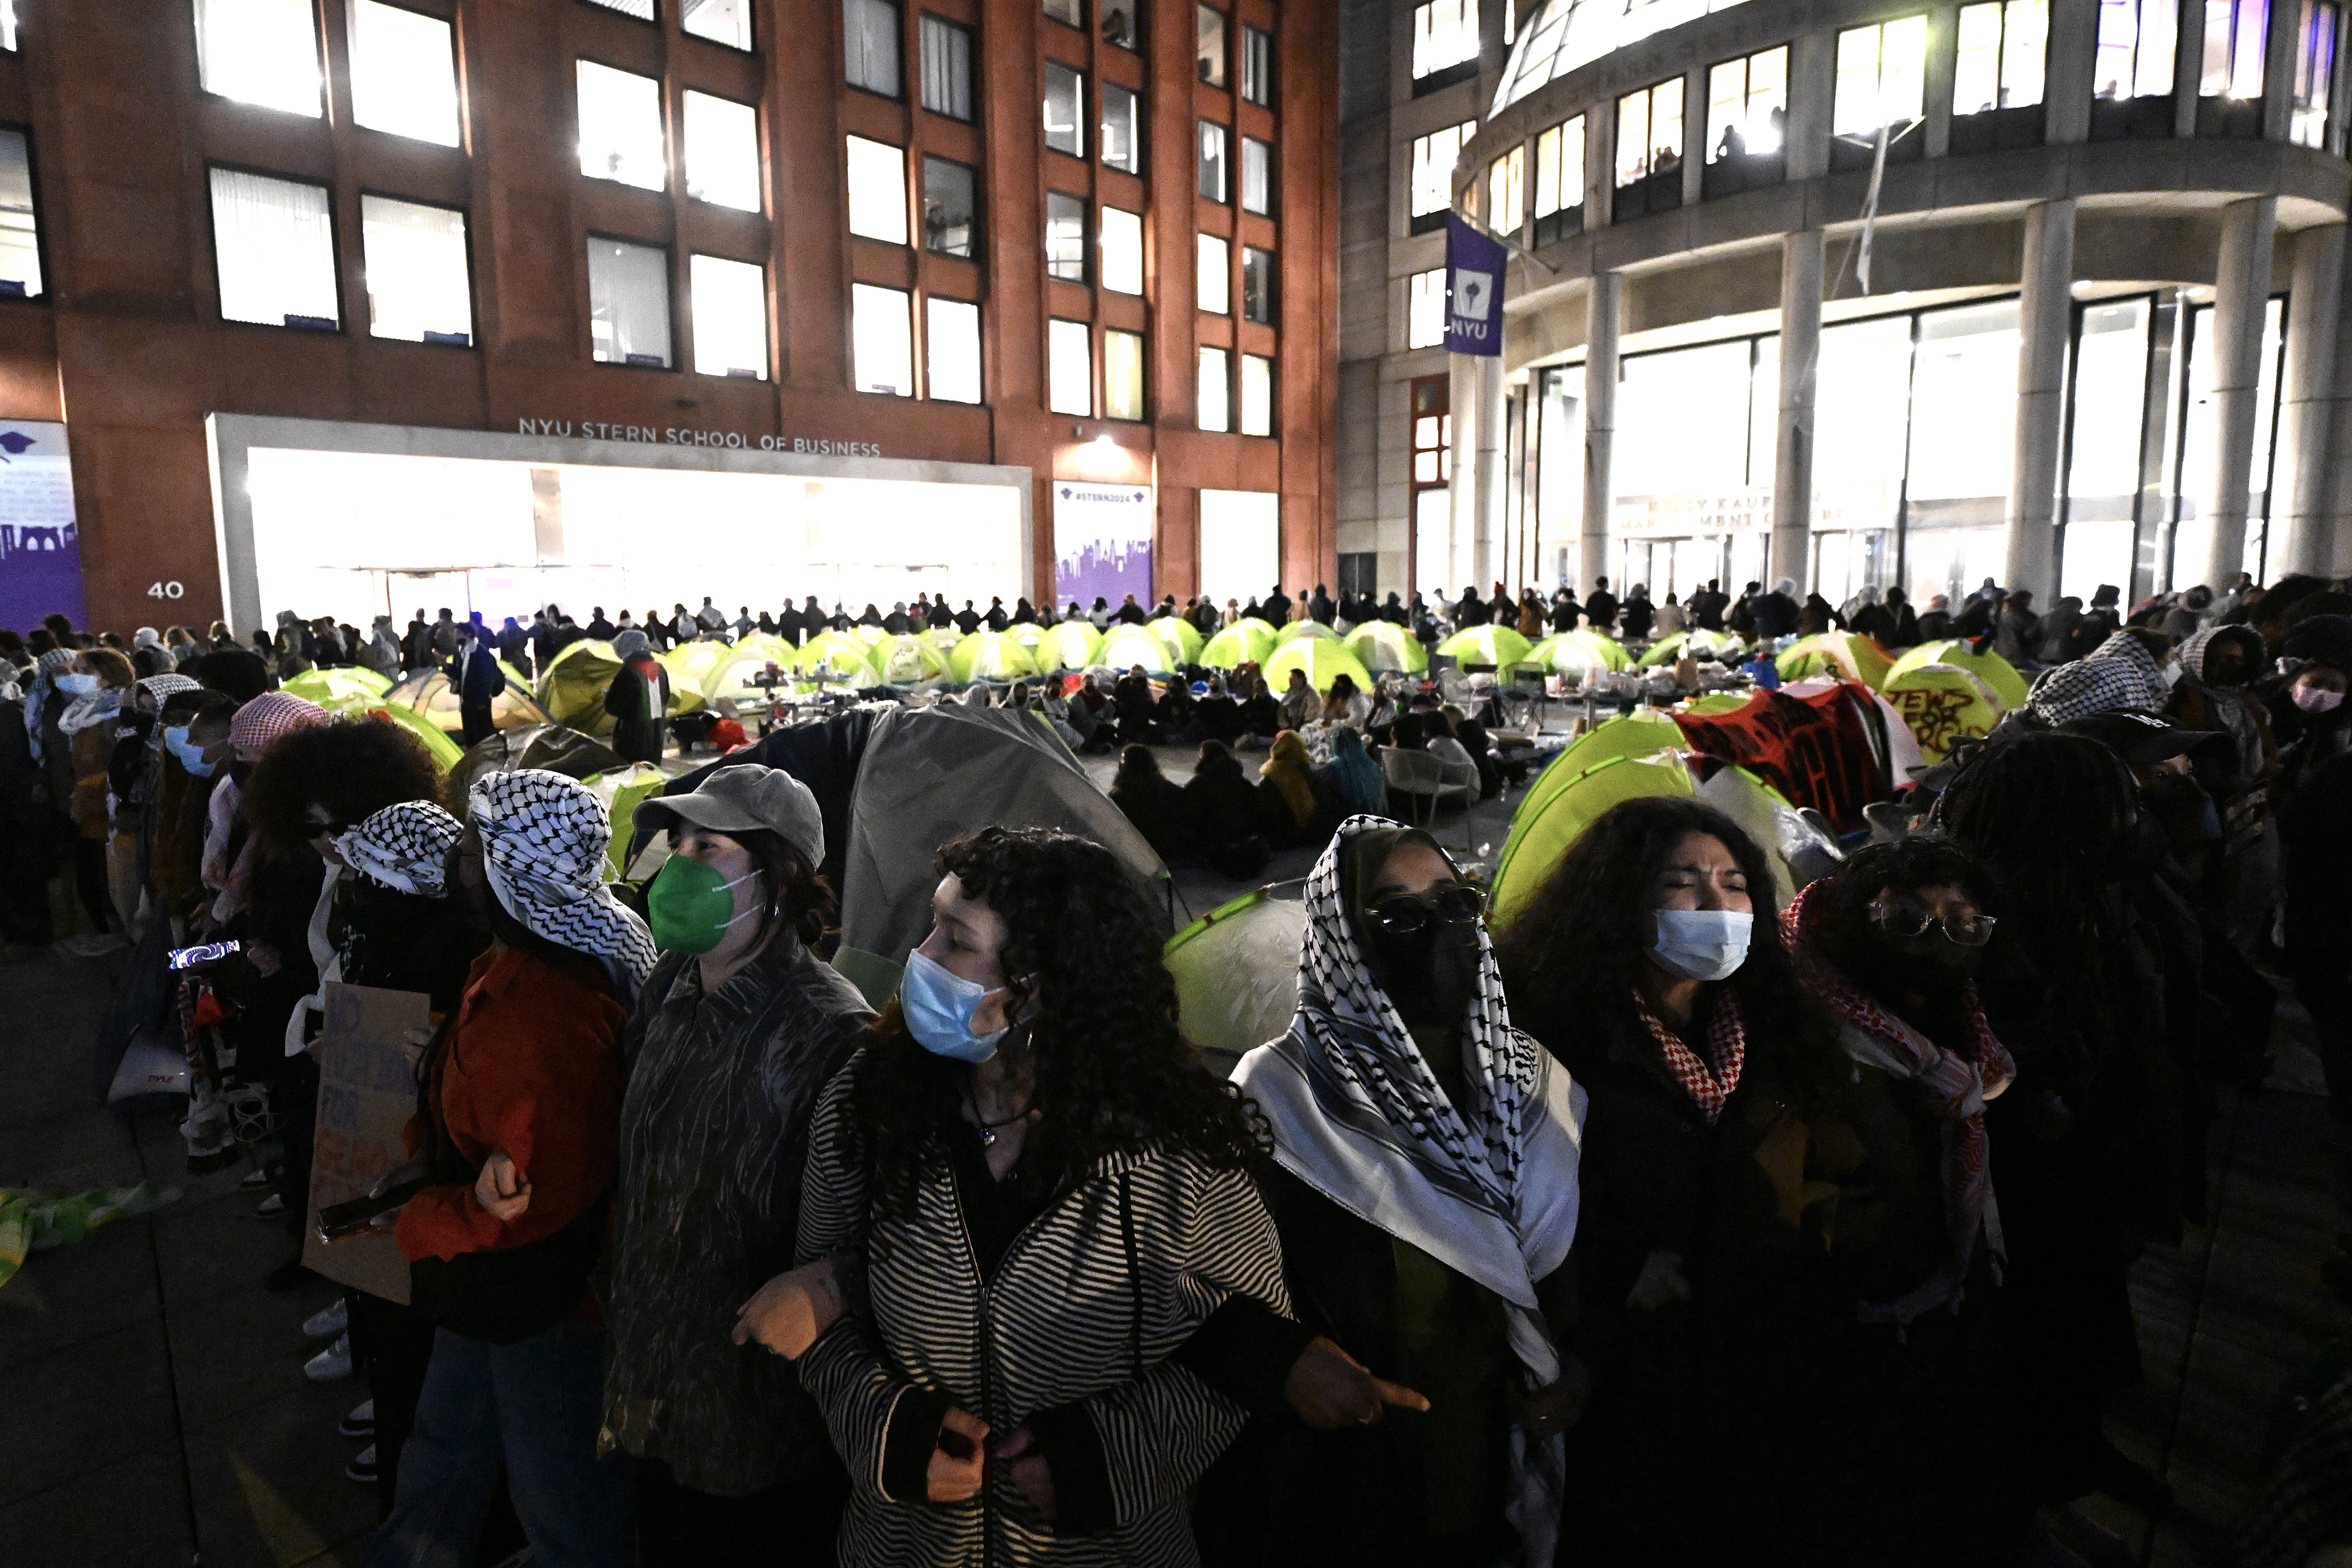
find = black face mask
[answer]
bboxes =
[1367,918,1484,1030]
[226,758,254,787]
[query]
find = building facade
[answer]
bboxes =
[0,0,1338,635]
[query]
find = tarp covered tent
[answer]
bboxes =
[1887,638,2029,711]
[1775,630,1896,690]
[1262,637,1374,695]
[1202,619,1279,669]
[1164,889,1307,1076]
[387,665,553,735]
[1097,625,1175,674]
[1437,625,1534,669]
[1037,621,1104,671]
[533,640,621,736]
[833,704,1169,1007]
[1344,620,1428,674]
[454,723,628,795]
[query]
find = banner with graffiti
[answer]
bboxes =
[1882,665,2003,764]
[0,419,82,630]
[1671,681,1892,831]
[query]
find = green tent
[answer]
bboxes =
[1886,639,2029,711]
[1491,752,1695,929]
[792,632,880,683]
[1037,620,1104,671]
[1262,637,1374,695]
[1275,619,1338,645]
[1202,619,1279,669]
[1437,624,1535,669]
[534,639,621,736]
[366,702,465,771]
[283,667,391,705]
[389,664,554,736]
[1146,616,1206,666]
[1525,631,1622,679]
[848,624,890,647]
[871,633,949,685]
[948,630,1039,683]
[1344,620,1428,674]
[1164,889,1306,1075]
[1776,630,1895,690]
[703,642,800,707]
[1637,628,1743,668]
[1097,625,1175,675]
[656,643,721,713]
[581,763,670,877]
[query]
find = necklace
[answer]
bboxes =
[968,1088,1033,1148]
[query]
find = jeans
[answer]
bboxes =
[363,1322,632,1568]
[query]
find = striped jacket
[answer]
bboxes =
[795,1062,1291,1567]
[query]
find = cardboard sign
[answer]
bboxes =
[301,983,431,1305]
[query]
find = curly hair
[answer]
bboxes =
[1492,795,1847,1115]
[844,826,1269,1222]
[243,717,446,858]
[731,826,836,951]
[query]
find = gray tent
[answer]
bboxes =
[833,704,1169,1007]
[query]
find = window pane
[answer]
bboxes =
[1198,5,1228,84]
[361,194,469,344]
[1487,147,1524,231]
[1241,245,1273,323]
[1049,319,1093,414]
[1406,268,1445,348]
[2004,0,2049,105]
[1103,0,1140,49]
[691,254,767,379]
[194,0,322,117]
[1242,24,1274,104]
[582,0,655,17]
[923,157,979,256]
[0,2,15,51]
[1883,15,1929,121]
[210,168,338,329]
[588,237,671,366]
[1956,3,2003,111]
[1102,83,1143,172]
[2294,0,2338,143]
[1047,191,1089,282]
[1239,353,1272,435]
[1616,89,1649,183]
[1044,64,1087,156]
[578,61,667,190]
[350,2,460,147]
[1199,121,1229,199]
[2061,297,2150,600]
[0,130,36,297]
[921,16,975,120]
[682,0,753,48]
[685,92,762,212]
[1100,206,1144,293]
[1045,0,1082,25]
[1411,0,1478,79]
[1198,345,1230,430]
[1198,232,1230,313]
[1410,121,1475,218]
[846,0,902,94]
[1105,329,1145,419]
[852,282,914,394]
[1241,136,1272,213]
[927,296,983,403]
[845,135,909,243]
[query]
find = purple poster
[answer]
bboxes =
[1052,481,1154,610]
[0,420,84,632]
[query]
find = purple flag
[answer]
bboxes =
[1444,214,1507,357]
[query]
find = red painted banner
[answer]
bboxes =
[1671,682,1891,831]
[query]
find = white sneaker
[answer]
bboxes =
[303,1300,348,1339]
[345,1444,377,1484]
[255,1193,287,1218]
[304,1333,352,1382]
[340,1398,374,1438]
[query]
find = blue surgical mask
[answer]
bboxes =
[1650,908,1752,982]
[900,948,1009,1063]
[55,672,99,696]
[164,726,216,778]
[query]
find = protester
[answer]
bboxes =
[56,646,134,952]
[1314,725,1385,817]
[604,629,670,765]
[444,621,503,747]
[1258,730,1335,847]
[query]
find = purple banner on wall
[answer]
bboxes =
[1445,214,1507,357]
[0,420,85,632]
[1051,482,1154,611]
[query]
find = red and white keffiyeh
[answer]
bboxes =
[228,692,329,751]
[1629,986,1746,1125]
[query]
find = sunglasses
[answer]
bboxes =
[1869,905,1997,948]
[1364,883,1485,935]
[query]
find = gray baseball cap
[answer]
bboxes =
[635,764,824,869]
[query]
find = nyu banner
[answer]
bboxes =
[0,420,84,630]
[1444,214,1507,357]
[1052,482,1154,610]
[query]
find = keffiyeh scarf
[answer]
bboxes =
[1628,987,1746,1124]
[1232,815,1584,1568]
[228,692,329,751]
[469,768,657,992]
[23,649,71,762]
[339,800,463,897]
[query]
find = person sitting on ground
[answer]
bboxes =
[1238,675,1282,748]
[1321,672,1371,730]
[1157,669,1202,743]
[1192,673,1245,745]
[1278,668,1318,732]
[1111,744,1205,870]
[1114,665,1162,745]
[1313,726,1386,818]
[1259,730,1338,848]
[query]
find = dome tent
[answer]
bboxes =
[1164,889,1308,1076]
[1037,620,1105,672]
[1436,624,1535,670]
[1097,624,1176,675]
[1262,637,1374,695]
[947,630,1039,683]
[1146,615,1206,666]
[1202,619,1279,669]
[1885,638,2029,711]
[1344,619,1429,674]
[390,663,553,736]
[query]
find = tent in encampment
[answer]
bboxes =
[1436,625,1534,669]
[534,640,622,736]
[1886,638,2029,711]
[453,724,627,795]
[283,667,392,705]
[1146,616,1205,666]
[1097,624,1175,674]
[947,631,1039,683]
[1164,889,1306,1075]
[1037,621,1104,671]
[1202,619,1279,669]
[1776,630,1895,690]
[387,664,552,735]
[1262,637,1373,695]
[1344,620,1428,674]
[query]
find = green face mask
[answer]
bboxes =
[646,854,761,955]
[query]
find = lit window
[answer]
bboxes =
[1406,268,1445,348]
[852,282,914,394]
[1242,24,1274,105]
[0,2,15,51]
[1198,233,1230,313]
[1049,319,1093,414]
[1955,0,2047,113]
[349,2,460,147]
[1409,121,1477,232]
[1198,5,1229,85]
[1045,0,1082,25]
[1533,115,1585,242]
[1705,46,1787,160]
[1102,83,1144,172]
[581,0,654,18]
[1239,353,1272,436]
[921,15,974,120]
[361,195,470,345]
[193,0,323,117]
[685,92,762,212]
[1241,245,1274,323]
[1241,136,1273,213]
[578,61,667,190]
[1200,121,1230,200]
[1047,192,1089,283]
[1105,329,1145,419]
[1198,346,1230,430]
[846,0,902,96]
[2294,0,2338,143]
[923,157,979,256]
[0,131,36,297]
[1833,17,1929,137]
[691,254,767,379]
[927,296,983,402]
[683,0,753,48]
[845,135,909,244]
[209,168,338,330]
[1100,207,1144,294]
[1046,63,1088,156]
[1615,76,1684,185]
[2203,0,2269,96]
[1487,147,1524,232]
[587,236,672,367]
[2095,0,2179,98]
[1410,0,1478,82]
[1103,1,1139,49]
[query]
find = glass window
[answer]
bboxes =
[2294,0,2338,142]
[682,0,753,48]
[1615,77,1684,185]
[1102,0,1140,49]
[1955,0,2048,113]
[210,168,338,329]
[1705,45,1787,160]
[1198,232,1230,312]
[1533,115,1584,239]
[1834,16,1930,136]
[927,296,983,402]
[1046,192,1089,282]
[2174,298,2286,584]
[0,131,39,298]
[920,15,975,119]
[1198,5,1229,85]
[1407,268,1446,348]
[1239,353,1272,434]
[1049,318,1093,414]
[1241,245,1274,323]
[1105,329,1145,419]
[1411,0,1479,80]
[577,61,667,190]
[586,236,672,367]
[690,254,767,379]
[1898,302,2021,604]
[845,135,909,243]
[2060,297,2151,601]
[1102,84,1144,172]
[1487,147,1525,232]
[1045,0,1082,26]
[1045,63,1088,156]
[2096,0,2179,97]
[684,92,762,212]
[1200,120,1230,199]
[2203,0,2269,96]
[1241,136,1273,213]
[1241,24,1274,104]
[922,156,979,256]
[846,0,901,94]
[1100,206,1144,293]
[1198,345,1231,430]
[361,195,469,344]
[0,2,15,51]
[1807,315,1911,544]
[1410,120,1477,231]
[193,0,322,117]
[581,0,654,17]
[852,282,914,394]
[349,2,460,147]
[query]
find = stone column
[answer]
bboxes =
[1581,271,1621,592]
[2042,0,2097,143]
[1772,229,1823,589]
[2201,196,2279,589]
[2006,197,2077,599]
[1449,353,1478,593]
[2273,224,2345,576]
[1474,350,1507,588]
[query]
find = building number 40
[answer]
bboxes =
[147,581,185,599]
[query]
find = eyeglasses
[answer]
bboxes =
[306,818,352,841]
[1364,884,1484,935]
[1869,905,1996,947]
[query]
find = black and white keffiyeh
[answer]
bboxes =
[2027,651,2148,724]
[339,800,463,897]
[469,768,657,991]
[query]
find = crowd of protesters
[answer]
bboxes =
[3,554,2350,1568]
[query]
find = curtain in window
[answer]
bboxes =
[588,239,671,366]
[210,167,337,328]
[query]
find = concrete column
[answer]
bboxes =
[1924,6,1958,159]
[1783,33,1835,181]
[2043,0,2098,143]
[2262,0,2301,142]
[1474,350,1507,587]
[2201,196,2280,588]
[1772,229,1824,589]
[1683,64,1708,207]
[1581,272,1620,592]
[1449,354,1478,592]
[2173,0,2205,138]
[2006,197,2077,599]
[2273,224,2346,576]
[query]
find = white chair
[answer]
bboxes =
[1380,746,1474,844]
